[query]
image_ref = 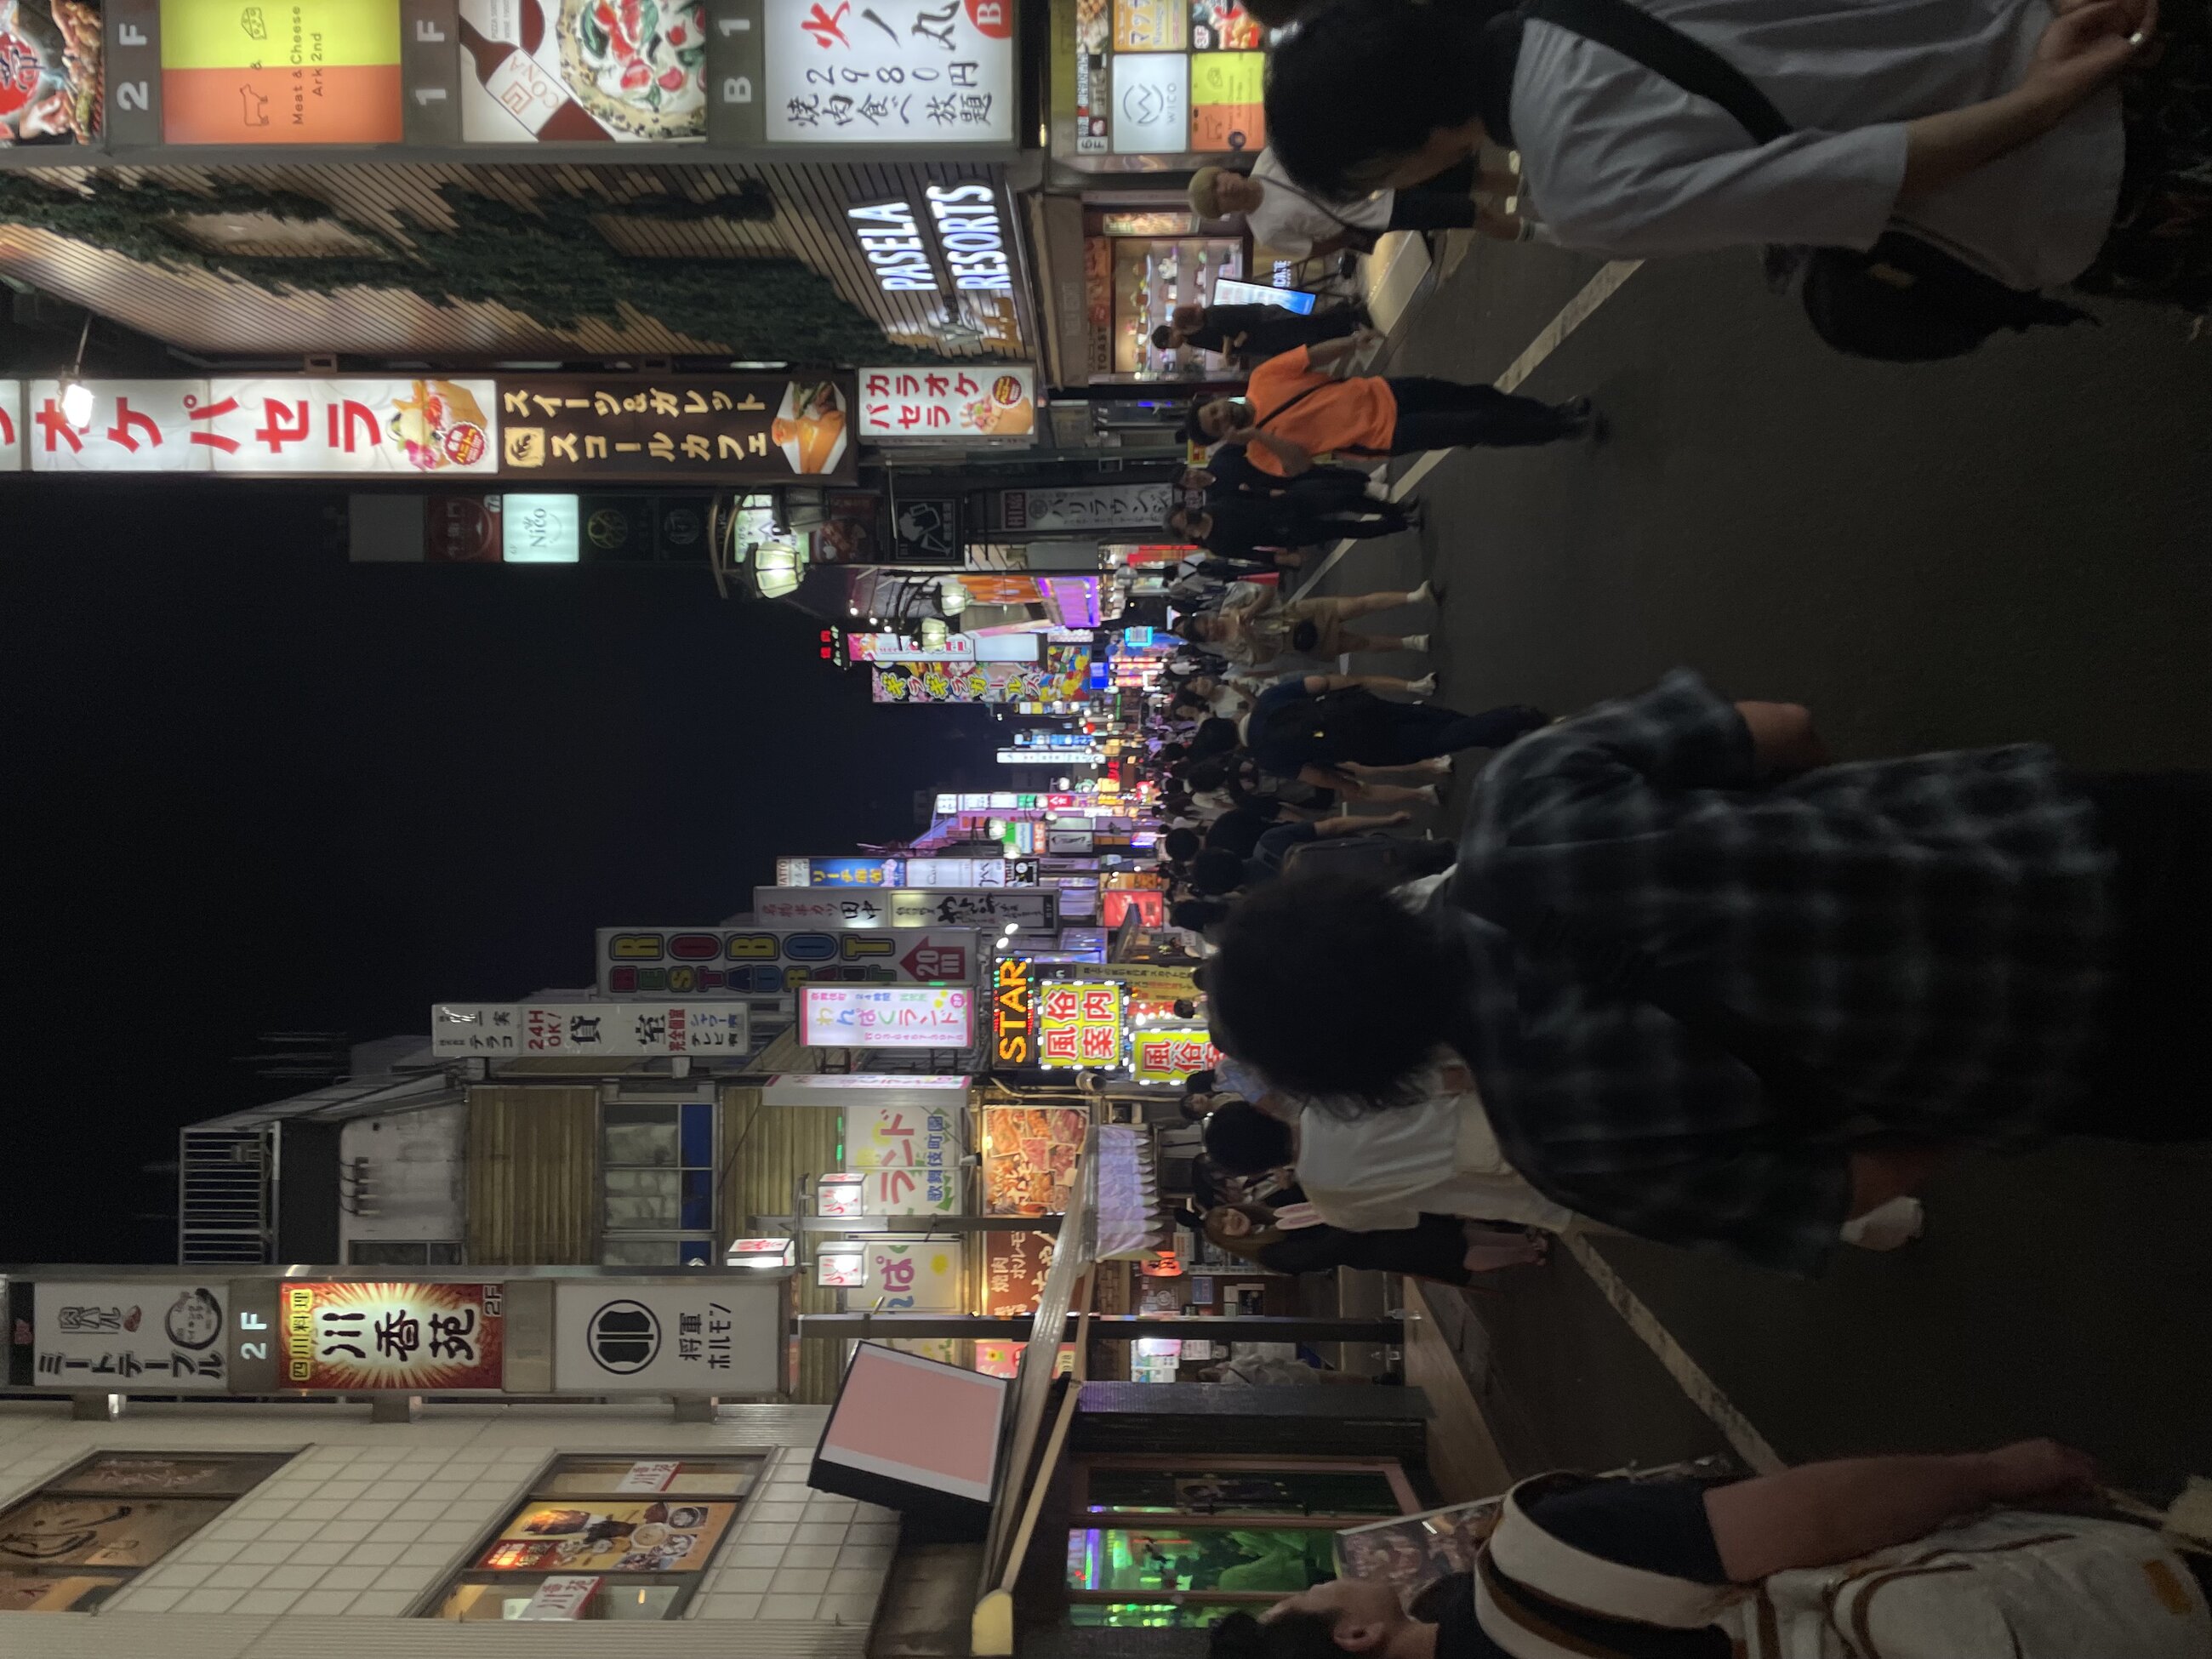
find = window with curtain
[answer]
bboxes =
[600,1101,716,1267]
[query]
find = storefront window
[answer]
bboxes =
[1069,1525,1338,1594]
[0,1451,294,1612]
[427,1454,762,1621]
[1108,236,1246,378]
[601,1101,716,1267]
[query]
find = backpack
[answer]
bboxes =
[1524,0,2098,360]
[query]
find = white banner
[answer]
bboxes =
[31,1282,231,1392]
[800,985,974,1048]
[858,364,1035,442]
[1001,482,1172,532]
[551,1280,784,1394]
[26,379,499,476]
[857,1238,966,1309]
[431,1001,749,1058]
[762,0,1016,145]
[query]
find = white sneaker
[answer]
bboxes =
[1416,784,1442,807]
[1408,672,1438,696]
[1402,633,1430,653]
[1408,580,1436,607]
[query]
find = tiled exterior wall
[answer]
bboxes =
[0,1400,896,1635]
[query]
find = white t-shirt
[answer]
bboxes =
[1246,148,1394,259]
[1295,1081,1582,1234]
[1511,0,2121,288]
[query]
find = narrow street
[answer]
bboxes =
[1312,231,2212,1500]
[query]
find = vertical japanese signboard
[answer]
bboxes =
[1035,980,1126,1069]
[30,1282,230,1392]
[858,1239,964,1308]
[761,0,1013,144]
[858,364,1035,443]
[989,956,1035,1067]
[430,1001,749,1058]
[280,1281,505,1390]
[983,1230,1055,1316]
[1128,1025,1220,1086]
[496,374,855,483]
[24,379,499,476]
[596,925,976,994]
[752,887,1058,931]
[0,381,21,471]
[848,1102,959,1169]
[799,984,974,1048]
[998,482,1172,532]
[551,1280,783,1394]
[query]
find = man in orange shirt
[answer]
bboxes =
[1185,328,1598,474]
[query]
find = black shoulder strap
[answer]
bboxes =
[1523,0,1790,145]
[1251,379,1333,432]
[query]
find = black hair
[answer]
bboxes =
[1171,898,1233,934]
[1183,399,1218,445]
[1157,742,1190,765]
[1177,615,1213,646]
[1186,756,1229,793]
[1185,1069,1217,1095]
[1190,716,1242,758]
[1210,871,1465,1106]
[1152,323,1177,351]
[1172,998,1200,1018]
[1211,1611,1345,1659]
[1264,0,1485,199]
[1190,848,1247,895]
[1201,1103,1296,1176]
[1163,828,1203,863]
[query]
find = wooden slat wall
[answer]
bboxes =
[465,1086,601,1265]
[718,1087,847,1404]
[0,158,1026,359]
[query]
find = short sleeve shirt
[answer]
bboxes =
[1244,675,1319,777]
[1246,147,1392,258]
[1242,348,1397,476]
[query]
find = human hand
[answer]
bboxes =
[2026,0,2152,112]
[1977,1439,2101,1505]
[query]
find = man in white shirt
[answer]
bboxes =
[1190,149,1520,260]
[1261,0,2154,293]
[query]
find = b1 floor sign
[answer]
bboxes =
[551,1281,784,1395]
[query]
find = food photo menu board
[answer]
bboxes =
[99,0,1018,149]
[1066,0,1264,166]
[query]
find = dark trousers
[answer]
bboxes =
[1282,469,1378,513]
[1360,700,1551,766]
[1387,377,1583,453]
[2071,771,2211,1138]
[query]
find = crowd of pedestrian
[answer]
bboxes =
[1125,0,2210,1633]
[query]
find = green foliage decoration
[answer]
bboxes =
[0,172,916,363]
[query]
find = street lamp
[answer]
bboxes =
[58,312,94,429]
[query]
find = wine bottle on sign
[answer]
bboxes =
[459,8,609,140]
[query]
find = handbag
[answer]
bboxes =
[1523,0,2097,360]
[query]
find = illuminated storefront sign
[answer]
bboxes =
[28,1281,231,1392]
[596,925,973,992]
[999,483,1171,532]
[1,3,101,145]
[753,887,1058,930]
[1129,1025,1221,1086]
[430,1001,749,1058]
[850,199,941,291]
[459,0,708,144]
[858,364,1035,442]
[800,985,976,1047]
[280,1281,505,1390]
[1000,747,1104,765]
[991,957,1035,1066]
[848,1102,961,1168]
[161,0,404,144]
[25,378,497,476]
[762,0,1015,145]
[495,373,855,483]
[1036,980,1126,1069]
[1067,0,1263,163]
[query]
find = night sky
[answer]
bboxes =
[1,486,1002,1264]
